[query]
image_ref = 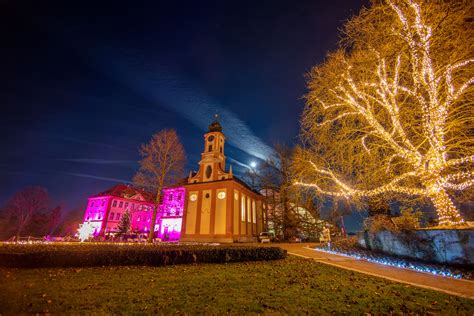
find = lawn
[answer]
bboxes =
[1,256,472,315]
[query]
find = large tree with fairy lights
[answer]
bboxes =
[294,0,473,226]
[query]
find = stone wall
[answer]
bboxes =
[357,229,474,265]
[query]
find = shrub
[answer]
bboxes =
[0,244,286,268]
[364,207,422,234]
[392,207,422,231]
[364,215,397,234]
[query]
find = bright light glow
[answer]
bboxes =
[250,161,257,168]
[159,218,182,240]
[77,222,96,242]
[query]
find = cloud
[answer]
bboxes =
[62,172,132,183]
[89,49,275,161]
[226,156,252,170]
[58,158,137,165]
[1,127,128,152]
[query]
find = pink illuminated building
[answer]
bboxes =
[81,184,185,240]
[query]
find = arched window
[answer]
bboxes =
[109,212,115,220]
[208,145,212,152]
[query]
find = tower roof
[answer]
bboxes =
[208,115,223,132]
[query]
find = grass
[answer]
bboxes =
[1,256,472,315]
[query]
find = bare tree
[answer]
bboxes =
[294,1,473,226]
[250,144,322,240]
[133,129,186,242]
[4,186,49,239]
[47,206,62,235]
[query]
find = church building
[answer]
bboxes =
[180,118,266,243]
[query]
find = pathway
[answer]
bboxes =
[277,243,474,299]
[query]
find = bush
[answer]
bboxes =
[0,243,286,268]
[392,207,421,231]
[364,215,397,233]
[364,207,423,234]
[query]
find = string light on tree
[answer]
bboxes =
[295,0,473,226]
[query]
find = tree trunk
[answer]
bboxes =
[147,192,161,243]
[430,188,464,226]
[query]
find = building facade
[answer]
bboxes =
[81,185,185,240]
[181,118,266,243]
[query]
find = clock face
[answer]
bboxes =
[208,135,215,142]
[217,192,226,199]
[189,194,197,202]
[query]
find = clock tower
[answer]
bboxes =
[181,116,265,243]
[188,115,233,183]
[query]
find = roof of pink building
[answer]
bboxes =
[91,184,155,203]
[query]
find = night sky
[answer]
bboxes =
[0,0,367,226]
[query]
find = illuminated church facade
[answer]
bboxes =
[181,118,266,243]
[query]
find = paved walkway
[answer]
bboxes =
[277,243,474,299]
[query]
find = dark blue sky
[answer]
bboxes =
[0,0,367,220]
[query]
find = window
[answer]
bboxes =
[208,145,212,152]
[169,194,173,201]
[98,212,102,220]
[119,201,123,208]
[116,213,121,220]
[101,200,105,206]
[220,146,222,154]
[252,201,256,223]
[125,202,129,209]
[241,196,246,221]
[90,201,94,207]
[112,200,117,207]
[178,193,182,200]
[109,212,115,220]
[247,198,251,224]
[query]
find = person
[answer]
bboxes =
[320,226,331,247]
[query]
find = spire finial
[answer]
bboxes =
[208,114,223,132]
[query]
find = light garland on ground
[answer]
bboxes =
[314,246,463,279]
[295,0,472,226]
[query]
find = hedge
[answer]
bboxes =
[0,244,287,268]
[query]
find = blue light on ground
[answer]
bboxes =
[313,247,463,279]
